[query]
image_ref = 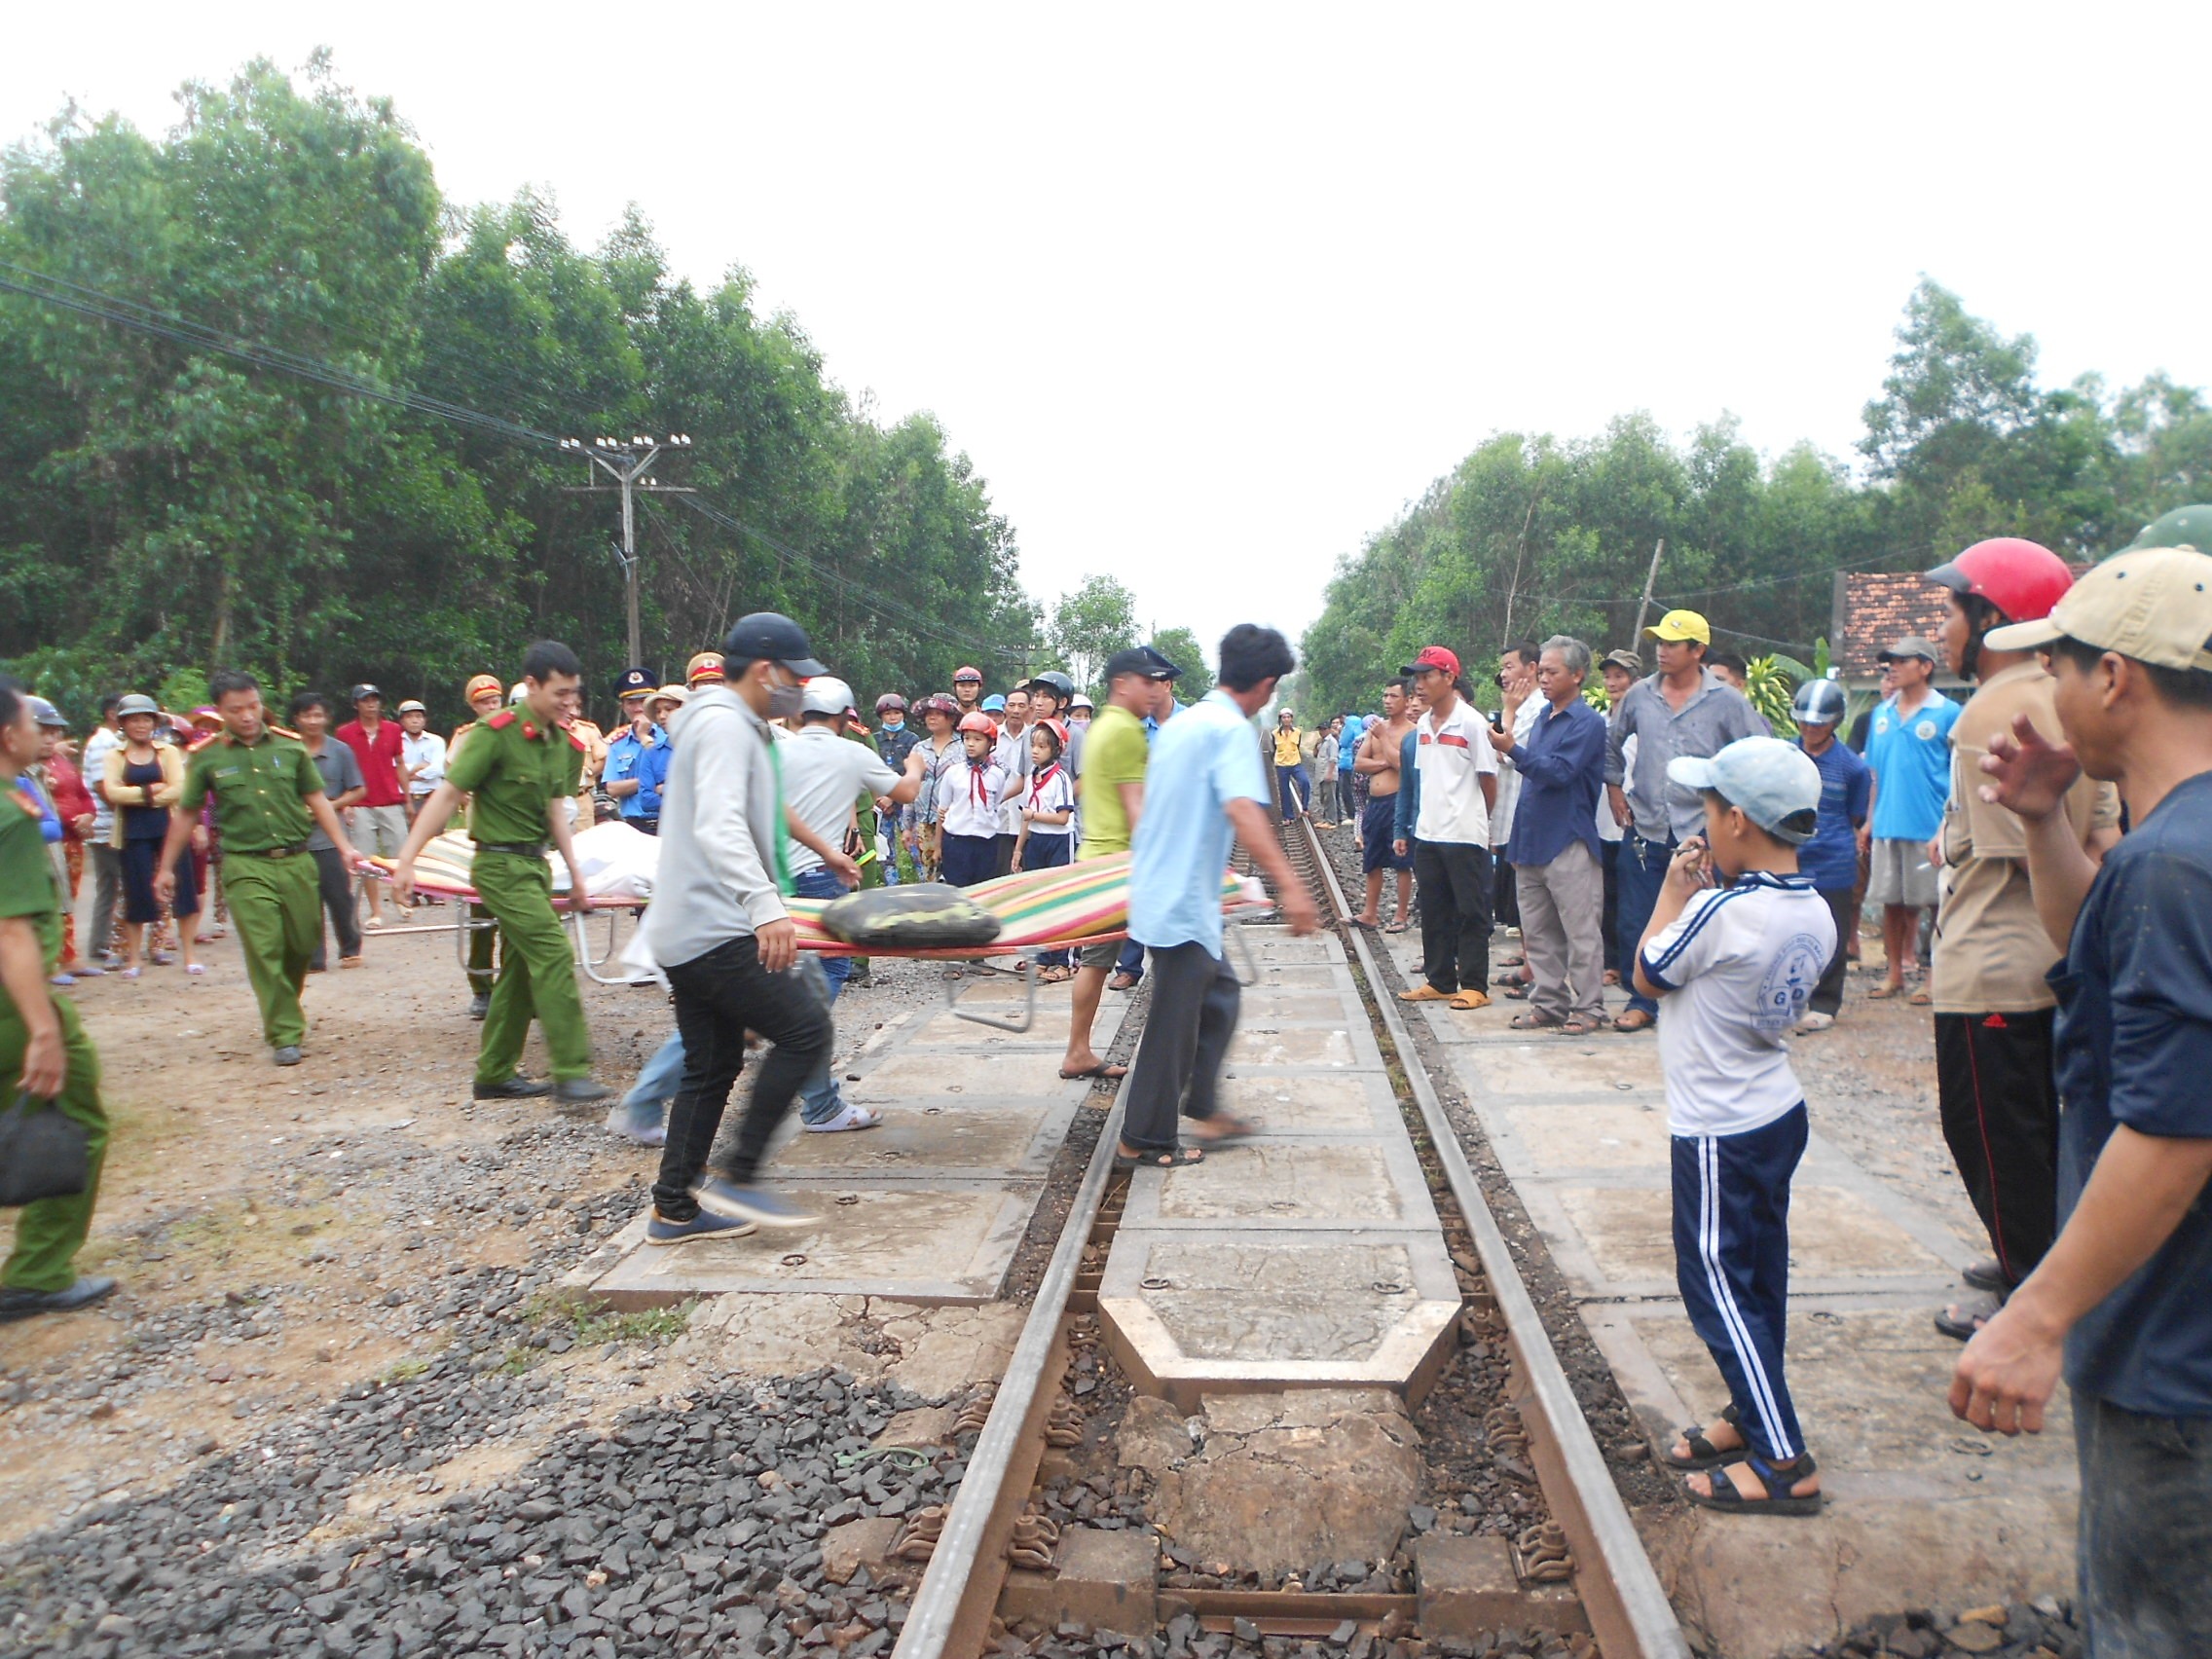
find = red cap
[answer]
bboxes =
[952,665,983,682]
[1400,645,1460,680]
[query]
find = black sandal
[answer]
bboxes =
[1113,1145,1204,1172]
[1664,1403,1744,1471]
[1687,1451,1823,1517]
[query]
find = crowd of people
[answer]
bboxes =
[5,507,2212,1650]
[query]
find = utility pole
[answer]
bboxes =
[1629,537,1667,665]
[560,433,696,671]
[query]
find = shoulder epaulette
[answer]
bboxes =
[566,728,589,753]
[185,731,218,753]
[268,723,302,741]
[487,710,519,730]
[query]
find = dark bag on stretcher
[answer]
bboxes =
[819,886,1002,950]
[0,1091,92,1207]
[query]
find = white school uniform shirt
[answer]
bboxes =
[1639,871,1836,1137]
[1412,699,1499,846]
[940,756,1008,839]
[1021,762,1075,829]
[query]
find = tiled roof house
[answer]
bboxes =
[1830,571,1967,691]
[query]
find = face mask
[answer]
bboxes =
[882,717,903,730]
[765,679,806,720]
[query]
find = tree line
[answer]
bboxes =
[0,56,1060,725]
[1296,281,2211,717]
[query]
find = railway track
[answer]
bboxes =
[890,820,1690,1659]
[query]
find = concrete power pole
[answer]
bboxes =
[1629,538,1667,665]
[560,434,696,670]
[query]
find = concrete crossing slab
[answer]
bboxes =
[1099,927,1460,1408]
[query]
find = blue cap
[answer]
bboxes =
[979,694,1007,713]
[722,611,826,678]
[614,666,656,697]
[1667,736,1823,845]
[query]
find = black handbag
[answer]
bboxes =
[0,1090,91,1207]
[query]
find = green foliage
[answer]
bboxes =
[1743,655,1801,738]
[1302,281,2209,717]
[1146,625,1214,699]
[1049,573,1140,694]
[0,59,1050,725]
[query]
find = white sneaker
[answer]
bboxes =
[1792,1012,1834,1034]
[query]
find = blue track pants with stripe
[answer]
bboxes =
[1672,1104,1809,1461]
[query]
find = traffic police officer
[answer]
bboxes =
[0,675,116,1322]
[157,670,360,1065]
[602,666,667,833]
[394,641,611,1107]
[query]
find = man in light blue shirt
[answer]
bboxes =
[1121,626,1319,1166]
[1862,636,1960,998]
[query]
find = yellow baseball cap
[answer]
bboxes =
[1644,608,1712,645]
[1985,546,2212,672]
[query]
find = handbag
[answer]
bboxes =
[0,1090,91,1207]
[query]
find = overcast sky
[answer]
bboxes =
[8,4,2206,665]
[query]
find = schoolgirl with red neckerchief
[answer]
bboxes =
[938,713,1009,888]
[1013,720,1077,977]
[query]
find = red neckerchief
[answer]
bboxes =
[967,755,995,806]
[1026,761,1063,809]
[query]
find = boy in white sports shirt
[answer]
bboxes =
[1636,736,1835,1516]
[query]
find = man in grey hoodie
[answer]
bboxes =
[642,612,833,1241]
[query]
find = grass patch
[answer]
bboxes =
[378,1356,430,1384]
[512,1291,696,1350]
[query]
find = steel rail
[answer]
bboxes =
[1298,819,1691,1659]
[892,1088,1127,1659]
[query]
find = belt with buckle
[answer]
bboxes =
[476,841,548,858]
[239,843,310,860]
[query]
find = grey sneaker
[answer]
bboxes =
[645,1208,756,1246]
[467,993,491,1020]
[692,1177,818,1231]
[551,1079,613,1112]
[473,1074,548,1101]
[604,1098,667,1147]
[274,1046,303,1067]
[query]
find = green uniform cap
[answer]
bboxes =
[2120,504,2212,557]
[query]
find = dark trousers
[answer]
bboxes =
[2076,1390,2212,1656]
[1492,850,1519,930]
[89,843,122,959]
[308,845,362,972]
[1936,1010,2059,1288]
[1412,839,1493,995]
[654,934,833,1212]
[1673,1105,1809,1462]
[1809,888,1855,1015]
[1601,839,1620,967]
[994,830,1019,878]
[1274,764,1309,821]
[1616,832,1675,1017]
[940,832,998,888]
[1021,831,1074,967]
[1122,941,1239,1152]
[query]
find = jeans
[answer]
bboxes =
[1116,938,1144,984]
[308,845,362,972]
[1616,832,1676,1018]
[1122,941,1239,1152]
[655,933,832,1213]
[1412,838,1493,995]
[626,1030,687,1110]
[793,868,852,1124]
[2075,1390,2212,1656]
[1275,763,1310,821]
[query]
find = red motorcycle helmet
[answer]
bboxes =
[1925,537,2075,625]
[957,711,998,737]
[875,692,908,714]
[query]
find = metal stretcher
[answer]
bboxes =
[369,847,1272,1034]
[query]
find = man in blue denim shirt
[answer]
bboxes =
[1950,547,2212,1653]
[1491,637,1607,1034]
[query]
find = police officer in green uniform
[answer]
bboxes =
[394,641,611,1107]
[158,670,361,1067]
[0,676,117,1321]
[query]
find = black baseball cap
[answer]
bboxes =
[614,666,656,698]
[1140,645,1183,682]
[1102,646,1154,682]
[349,683,383,703]
[722,611,827,677]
